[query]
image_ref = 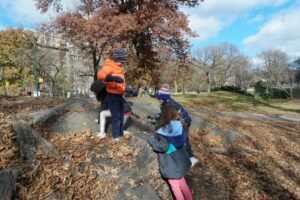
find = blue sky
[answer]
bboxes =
[184,0,300,62]
[1,0,300,63]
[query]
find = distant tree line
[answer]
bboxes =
[191,43,299,99]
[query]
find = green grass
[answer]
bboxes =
[173,91,300,117]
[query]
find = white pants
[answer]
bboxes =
[99,110,130,134]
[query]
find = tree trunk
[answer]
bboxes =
[289,80,294,99]
[49,89,54,97]
[2,66,7,96]
[92,50,101,81]
[289,87,294,99]
[49,81,54,97]
[0,168,20,200]
[207,72,211,93]
[174,80,178,93]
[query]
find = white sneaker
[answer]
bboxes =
[96,132,106,139]
[123,130,131,135]
[190,157,199,168]
[112,137,122,142]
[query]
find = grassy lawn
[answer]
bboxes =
[173,91,300,117]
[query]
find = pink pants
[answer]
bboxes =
[168,177,193,200]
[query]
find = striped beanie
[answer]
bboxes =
[112,48,128,63]
[156,83,171,100]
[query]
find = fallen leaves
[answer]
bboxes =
[0,112,19,170]
[2,95,300,199]
[16,128,141,199]
[190,112,300,199]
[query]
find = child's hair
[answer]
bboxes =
[159,104,188,132]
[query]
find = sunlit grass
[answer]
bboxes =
[173,91,300,117]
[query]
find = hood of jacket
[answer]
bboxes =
[156,120,183,137]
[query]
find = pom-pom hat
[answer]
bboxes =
[156,83,171,100]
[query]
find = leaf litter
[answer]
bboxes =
[189,112,300,200]
[1,96,300,199]
[1,97,140,199]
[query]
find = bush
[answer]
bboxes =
[212,85,254,97]
[254,81,289,99]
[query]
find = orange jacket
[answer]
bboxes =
[97,58,126,95]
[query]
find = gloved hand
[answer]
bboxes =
[147,115,153,120]
[125,86,138,96]
[105,74,124,83]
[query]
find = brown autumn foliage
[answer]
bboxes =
[35,0,200,85]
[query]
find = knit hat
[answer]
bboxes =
[112,48,128,63]
[156,83,171,100]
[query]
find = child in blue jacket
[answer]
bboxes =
[147,105,193,200]
[153,83,198,167]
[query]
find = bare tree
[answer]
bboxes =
[21,31,68,96]
[287,68,296,99]
[193,45,223,92]
[232,55,253,90]
[39,50,66,96]
[215,43,240,86]
[259,49,293,97]
[260,50,288,87]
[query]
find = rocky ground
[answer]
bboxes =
[0,96,299,200]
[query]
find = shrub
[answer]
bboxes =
[212,85,254,97]
[254,81,289,99]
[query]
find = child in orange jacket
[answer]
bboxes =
[97,48,128,142]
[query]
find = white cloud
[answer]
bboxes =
[188,16,222,41]
[1,0,51,26]
[247,15,264,24]
[243,7,300,57]
[273,0,291,6]
[183,0,292,42]
[0,0,79,27]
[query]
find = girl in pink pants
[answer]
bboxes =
[168,178,192,200]
[147,105,193,200]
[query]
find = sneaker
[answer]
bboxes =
[112,137,121,142]
[123,130,131,135]
[96,132,106,139]
[190,157,199,168]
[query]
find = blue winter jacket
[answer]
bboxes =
[155,98,192,126]
[147,120,191,179]
[156,120,188,150]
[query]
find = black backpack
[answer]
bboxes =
[90,80,106,101]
